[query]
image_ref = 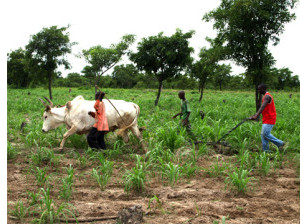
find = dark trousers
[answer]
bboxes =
[178,120,198,142]
[87,127,106,150]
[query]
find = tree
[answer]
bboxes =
[130,29,195,106]
[26,25,76,99]
[164,75,198,89]
[191,40,223,102]
[82,34,135,93]
[65,72,88,87]
[290,75,300,91]
[191,61,208,102]
[227,74,248,90]
[204,0,298,111]
[271,67,293,90]
[112,64,141,88]
[81,65,96,88]
[7,48,30,88]
[213,64,232,90]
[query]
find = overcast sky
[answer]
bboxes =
[3,0,300,77]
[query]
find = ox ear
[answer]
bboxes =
[45,105,51,112]
[66,101,71,110]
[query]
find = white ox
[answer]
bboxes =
[40,96,144,151]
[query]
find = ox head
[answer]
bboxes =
[39,97,63,132]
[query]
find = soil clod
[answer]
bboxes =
[118,205,143,224]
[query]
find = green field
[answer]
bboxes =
[7,88,300,152]
[7,88,300,223]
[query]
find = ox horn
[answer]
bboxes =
[39,98,48,107]
[43,96,54,108]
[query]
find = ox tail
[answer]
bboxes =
[116,103,140,137]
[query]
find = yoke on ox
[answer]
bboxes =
[39,96,144,152]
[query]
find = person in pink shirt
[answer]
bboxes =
[87,91,109,150]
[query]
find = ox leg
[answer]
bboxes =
[59,126,77,151]
[122,129,129,143]
[130,125,146,153]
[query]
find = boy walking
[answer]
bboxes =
[172,90,196,141]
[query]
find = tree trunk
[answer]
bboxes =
[94,75,98,94]
[254,65,264,112]
[255,84,262,112]
[155,80,163,106]
[48,71,53,100]
[199,82,205,103]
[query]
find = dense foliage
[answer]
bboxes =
[7,1,300,105]
[25,25,76,99]
[203,0,299,109]
[81,34,135,93]
[130,29,195,105]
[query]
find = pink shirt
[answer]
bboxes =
[93,100,109,131]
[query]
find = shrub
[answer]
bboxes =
[91,157,114,191]
[37,188,77,223]
[206,156,229,178]
[59,165,74,201]
[123,155,147,193]
[160,161,182,187]
[258,152,271,176]
[156,123,186,151]
[225,167,255,194]
[34,167,49,187]
[9,200,28,221]
[7,141,18,160]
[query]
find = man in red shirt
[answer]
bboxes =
[250,84,284,152]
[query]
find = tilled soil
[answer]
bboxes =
[7,150,300,224]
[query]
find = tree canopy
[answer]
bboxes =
[112,64,141,89]
[7,48,30,88]
[204,0,298,110]
[26,25,76,99]
[191,38,225,102]
[82,34,135,93]
[130,29,195,106]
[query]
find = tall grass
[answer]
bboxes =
[34,167,49,187]
[156,122,186,151]
[30,146,56,167]
[7,141,18,160]
[59,165,74,201]
[37,188,77,223]
[160,161,182,187]
[9,200,29,221]
[206,156,229,178]
[91,157,114,191]
[123,155,147,193]
[258,152,271,176]
[225,167,255,194]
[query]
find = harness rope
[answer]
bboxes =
[95,86,127,126]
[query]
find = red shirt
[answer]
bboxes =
[93,100,109,131]
[262,92,276,125]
